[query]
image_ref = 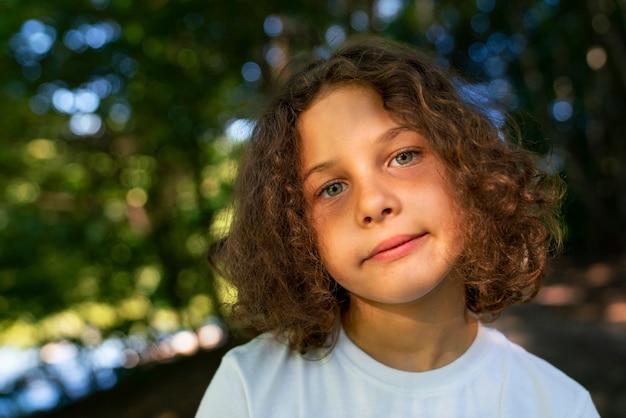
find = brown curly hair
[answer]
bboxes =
[210,36,564,352]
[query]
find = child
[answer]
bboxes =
[196,37,599,417]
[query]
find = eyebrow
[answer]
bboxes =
[301,126,410,182]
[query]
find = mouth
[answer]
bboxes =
[364,233,426,263]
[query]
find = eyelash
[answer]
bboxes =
[314,149,421,199]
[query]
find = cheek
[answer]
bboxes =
[436,175,466,236]
[311,215,346,263]
[310,202,341,235]
[445,202,467,256]
[309,212,331,253]
[311,215,333,249]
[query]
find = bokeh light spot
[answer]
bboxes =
[263,15,283,37]
[171,330,199,356]
[74,89,100,113]
[185,233,208,257]
[592,14,611,34]
[150,309,179,333]
[189,295,212,318]
[469,42,488,62]
[210,206,234,240]
[28,32,54,55]
[605,302,626,323]
[471,13,490,33]
[553,76,573,97]
[122,349,140,368]
[22,19,45,37]
[535,285,583,306]
[426,24,445,44]
[6,179,40,204]
[85,26,107,49]
[118,56,139,77]
[216,275,238,305]
[350,11,369,31]
[225,118,255,142]
[79,302,118,329]
[241,61,261,82]
[40,341,78,365]
[126,187,148,208]
[52,88,75,114]
[136,266,161,295]
[586,262,614,287]
[197,323,225,349]
[17,379,61,413]
[25,139,56,160]
[486,32,507,54]
[551,100,573,122]
[507,33,527,55]
[374,0,404,23]
[119,296,150,321]
[484,56,508,78]
[63,30,87,52]
[325,25,346,48]
[435,35,454,55]
[586,46,607,70]
[109,103,131,124]
[265,46,286,68]
[69,113,102,136]
[11,20,57,63]
[29,95,50,114]
[104,199,126,221]
[94,369,117,390]
[488,78,512,99]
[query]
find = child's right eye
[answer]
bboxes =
[320,182,344,198]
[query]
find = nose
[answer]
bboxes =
[355,178,400,226]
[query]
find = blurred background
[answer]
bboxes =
[0,0,624,417]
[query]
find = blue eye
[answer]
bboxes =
[394,152,414,165]
[323,182,344,197]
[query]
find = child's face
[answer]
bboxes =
[298,85,465,308]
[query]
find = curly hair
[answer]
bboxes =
[210,36,564,352]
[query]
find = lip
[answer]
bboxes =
[364,233,426,262]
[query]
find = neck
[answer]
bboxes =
[341,275,478,372]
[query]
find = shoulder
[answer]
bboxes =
[482,325,581,389]
[218,330,337,383]
[219,332,290,373]
[479,325,599,417]
[223,332,287,362]
[196,332,334,418]
[195,333,292,418]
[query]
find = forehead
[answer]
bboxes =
[298,85,394,152]
[297,85,424,185]
[299,84,379,123]
[297,85,391,138]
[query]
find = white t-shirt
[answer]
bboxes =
[196,323,599,417]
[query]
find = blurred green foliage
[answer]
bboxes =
[0,0,624,348]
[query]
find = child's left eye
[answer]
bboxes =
[393,151,416,166]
